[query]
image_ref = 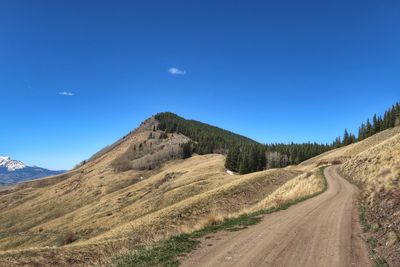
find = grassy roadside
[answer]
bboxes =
[114,166,329,267]
[338,169,389,267]
[358,201,389,267]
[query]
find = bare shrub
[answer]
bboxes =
[112,133,189,172]
[61,231,77,245]
[112,157,132,172]
[266,151,289,168]
[194,213,225,230]
[316,160,329,166]
[331,159,342,165]
[130,145,182,170]
[317,159,342,166]
[159,132,168,139]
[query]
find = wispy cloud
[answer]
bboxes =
[59,91,74,96]
[168,67,186,75]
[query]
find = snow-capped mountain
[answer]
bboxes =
[0,156,26,171]
[0,156,65,185]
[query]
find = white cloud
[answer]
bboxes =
[59,91,74,96]
[168,67,186,75]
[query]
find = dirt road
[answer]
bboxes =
[181,166,371,267]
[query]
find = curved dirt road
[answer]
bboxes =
[181,166,371,267]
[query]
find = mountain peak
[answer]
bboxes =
[0,156,65,185]
[0,156,26,171]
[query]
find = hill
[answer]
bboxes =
[340,130,400,265]
[0,114,304,266]
[155,112,332,173]
[155,112,260,154]
[0,112,399,266]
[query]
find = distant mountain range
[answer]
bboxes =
[0,156,65,185]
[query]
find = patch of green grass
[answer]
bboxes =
[190,213,263,238]
[373,256,389,267]
[115,167,329,267]
[116,234,199,267]
[358,201,371,232]
[343,166,389,267]
[357,201,388,267]
[367,237,377,249]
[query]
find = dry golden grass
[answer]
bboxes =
[339,127,400,266]
[251,169,325,211]
[0,155,299,266]
[2,119,398,266]
[340,132,400,194]
[299,126,400,169]
[0,119,302,266]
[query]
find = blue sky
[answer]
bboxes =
[1,0,399,170]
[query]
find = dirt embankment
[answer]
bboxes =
[341,132,400,266]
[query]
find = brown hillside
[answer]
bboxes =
[340,130,400,266]
[0,117,301,266]
[1,116,399,266]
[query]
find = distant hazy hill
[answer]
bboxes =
[0,156,65,185]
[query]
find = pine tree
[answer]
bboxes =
[358,123,366,141]
[343,129,349,145]
[181,142,192,159]
[372,114,379,134]
[333,136,341,148]
[225,146,240,172]
[157,103,400,175]
[257,147,266,170]
[238,152,249,174]
[366,119,372,138]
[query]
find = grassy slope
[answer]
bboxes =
[115,127,400,267]
[340,129,400,266]
[0,157,300,266]
[305,127,400,266]
[0,117,301,266]
[1,117,398,266]
[300,126,400,167]
[115,167,328,267]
